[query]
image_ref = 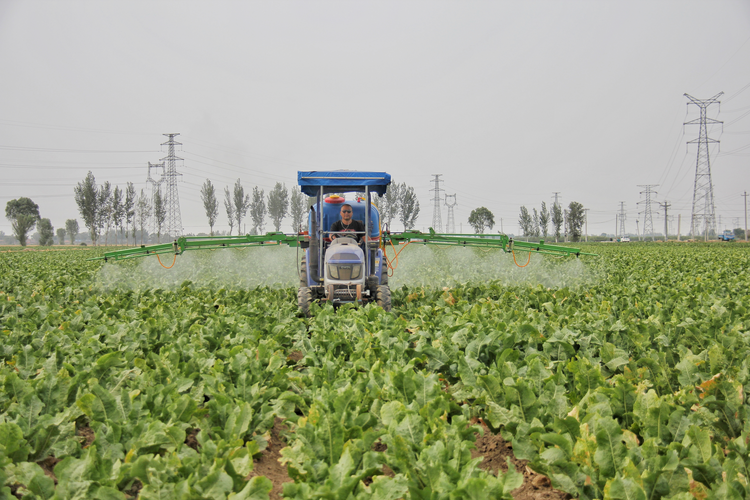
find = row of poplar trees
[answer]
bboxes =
[200,180,421,234]
[518,201,585,242]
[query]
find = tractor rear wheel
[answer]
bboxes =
[298,286,313,317]
[376,285,391,312]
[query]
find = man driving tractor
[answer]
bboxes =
[330,203,365,241]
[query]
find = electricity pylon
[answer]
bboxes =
[637,184,658,241]
[444,194,457,233]
[161,133,184,238]
[618,202,627,237]
[430,174,444,232]
[685,92,723,239]
[146,161,165,237]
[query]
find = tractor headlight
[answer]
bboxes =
[328,264,362,280]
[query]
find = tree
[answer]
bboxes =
[5,197,40,246]
[224,186,235,235]
[267,182,289,231]
[38,218,54,246]
[539,202,550,238]
[378,183,401,229]
[200,179,219,236]
[136,190,151,245]
[398,183,420,230]
[74,172,99,245]
[111,185,124,245]
[233,179,251,233]
[518,206,533,237]
[96,181,112,245]
[124,183,136,245]
[734,227,746,240]
[532,208,540,237]
[567,201,585,242]
[56,227,66,245]
[153,189,166,243]
[469,207,495,234]
[289,189,307,232]
[551,203,564,242]
[250,186,266,234]
[65,219,79,245]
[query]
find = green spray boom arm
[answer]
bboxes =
[90,232,305,262]
[382,229,596,257]
[91,229,595,263]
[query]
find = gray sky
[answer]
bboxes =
[2,0,749,238]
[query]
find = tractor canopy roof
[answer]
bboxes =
[297,171,391,197]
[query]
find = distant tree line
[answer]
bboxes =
[519,201,585,242]
[4,197,79,247]
[374,183,421,231]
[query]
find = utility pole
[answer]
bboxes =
[161,133,184,239]
[677,214,681,241]
[744,191,748,241]
[636,220,640,241]
[685,92,723,239]
[660,201,670,241]
[584,208,589,242]
[618,202,627,238]
[637,184,658,241]
[430,174,444,232]
[444,194,457,233]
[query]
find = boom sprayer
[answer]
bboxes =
[93,171,596,315]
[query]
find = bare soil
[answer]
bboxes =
[76,421,95,448]
[472,421,571,500]
[246,418,292,500]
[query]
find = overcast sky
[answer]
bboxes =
[1,0,749,238]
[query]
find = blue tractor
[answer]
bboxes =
[297,171,391,316]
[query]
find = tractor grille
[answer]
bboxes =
[332,286,358,301]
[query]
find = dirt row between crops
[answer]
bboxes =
[246,418,569,500]
[29,407,568,499]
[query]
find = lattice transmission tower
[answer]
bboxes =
[161,133,184,238]
[684,92,722,239]
[444,194,457,233]
[618,202,627,237]
[146,161,165,237]
[430,174,444,232]
[637,184,658,241]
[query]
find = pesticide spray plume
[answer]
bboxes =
[389,244,600,290]
[95,245,299,292]
[95,242,597,295]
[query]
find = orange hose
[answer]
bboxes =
[384,239,410,276]
[512,249,531,268]
[157,253,177,269]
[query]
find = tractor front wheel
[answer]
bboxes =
[376,285,391,312]
[298,286,313,317]
[300,255,308,288]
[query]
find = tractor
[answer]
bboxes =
[94,170,595,315]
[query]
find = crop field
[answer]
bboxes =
[1,243,749,499]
